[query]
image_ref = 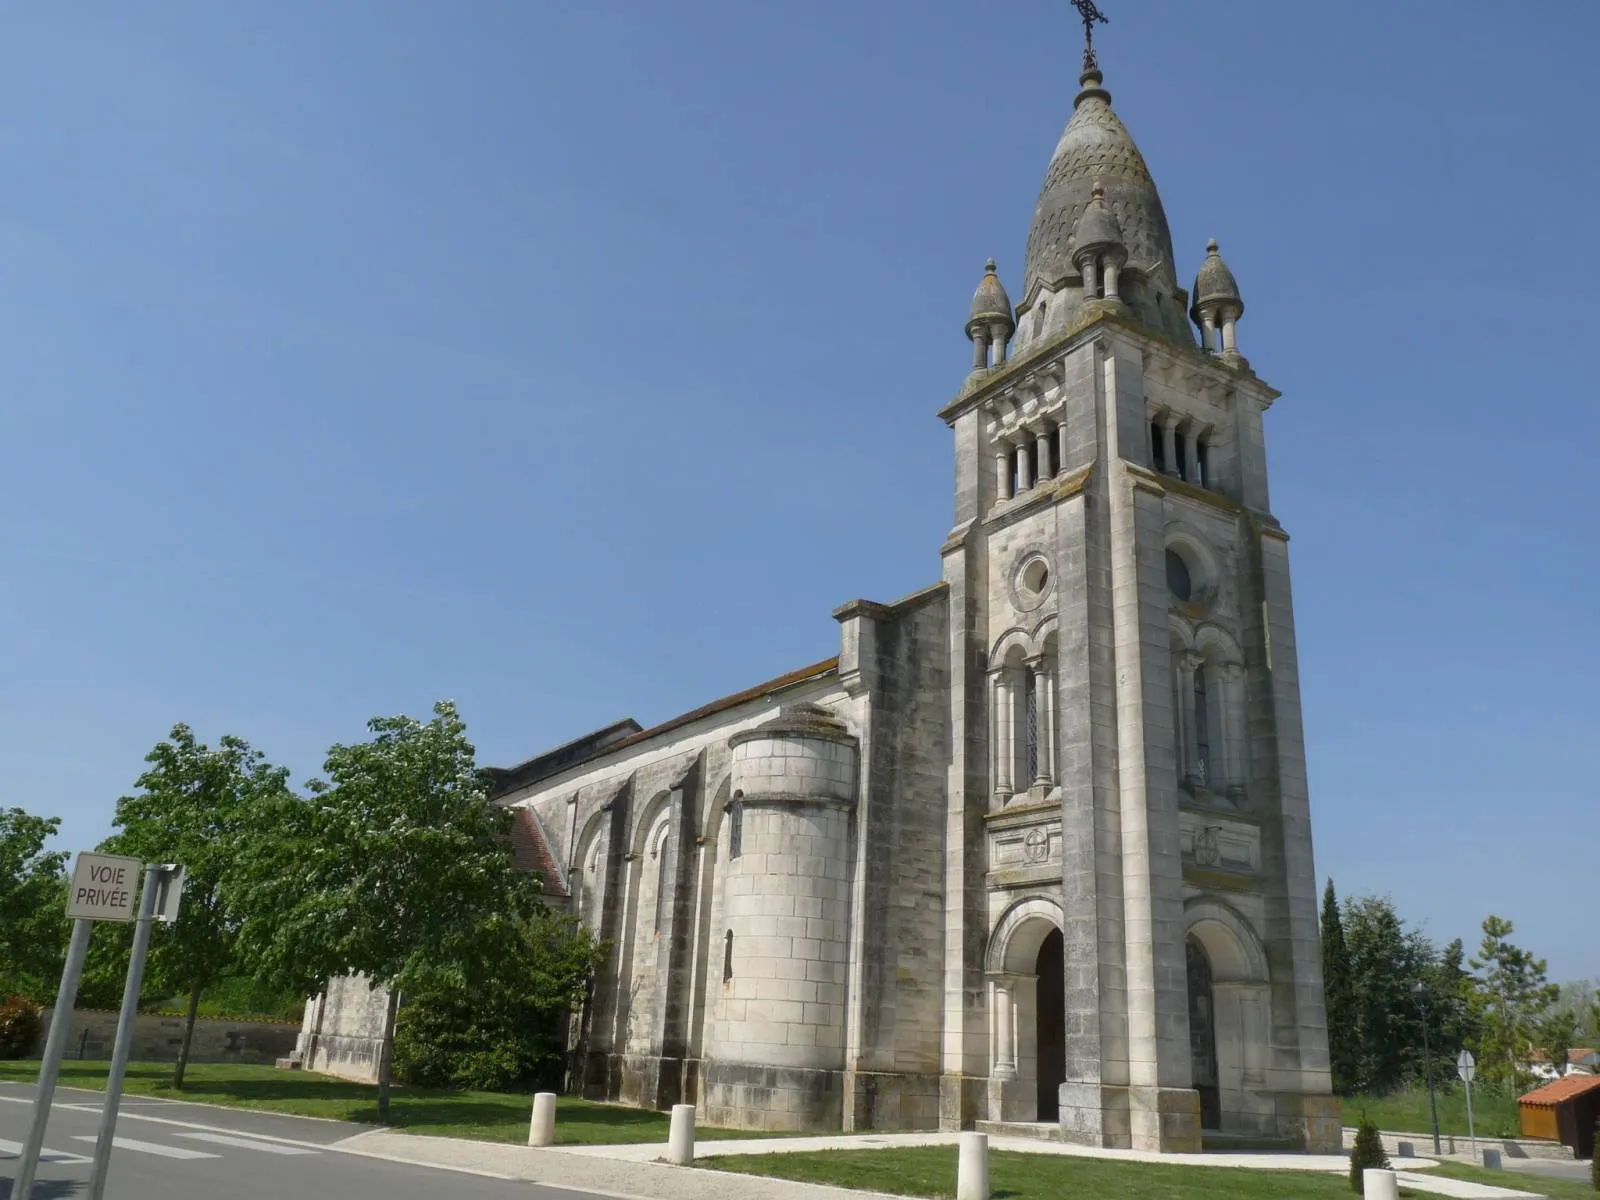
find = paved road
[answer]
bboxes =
[0,1081,599,1200]
[1497,1155,1593,1186]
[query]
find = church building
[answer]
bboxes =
[485,26,1336,1154]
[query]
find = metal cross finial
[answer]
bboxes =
[1071,0,1109,71]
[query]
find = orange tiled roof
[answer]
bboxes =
[508,806,569,898]
[1519,1073,1600,1107]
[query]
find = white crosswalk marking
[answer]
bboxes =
[176,1131,320,1155]
[0,1137,93,1164]
[71,1134,220,1160]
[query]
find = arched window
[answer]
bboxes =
[1193,666,1211,786]
[651,820,673,934]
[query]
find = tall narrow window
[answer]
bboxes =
[1175,435,1190,483]
[1194,666,1211,786]
[653,824,673,934]
[1150,420,1166,473]
[729,800,743,859]
[1023,671,1039,785]
[1196,440,1210,489]
[722,930,734,983]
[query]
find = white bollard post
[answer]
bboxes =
[957,1131,989,1200]
[1362,1168,1399,1200]
[668,1103,696,1166]
[528,1092,557,1147]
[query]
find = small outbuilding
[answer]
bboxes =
[1519,1073,1600,1159]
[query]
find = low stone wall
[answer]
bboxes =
[31,1009,299,1066]
[1340,1126,1576,1162]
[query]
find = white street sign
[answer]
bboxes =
[64,853,143,923]
[1457,1049,1477,1083]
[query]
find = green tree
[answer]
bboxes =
[1322,878,1360,1094]
[394,906,605,1091]
[0,808,70,998]
[1343,894,1433,1093]
[1537,1009,1579,1081]
[1349,1113,1390,1193]
[233,700,531,1120]
[1425,937,1478,1063]
[101,725,292,1088]
[1469,915,1560,1092]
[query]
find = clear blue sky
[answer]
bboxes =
[1,1,1594,981]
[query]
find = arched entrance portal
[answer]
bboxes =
[1035,928,1064,1121]
[1186,935,1221,1130]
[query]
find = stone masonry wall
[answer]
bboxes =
[34,1008,299,1066]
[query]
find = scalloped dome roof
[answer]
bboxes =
[1191,239,1243,317]
[1023,69,1179,301]
[968,258,1014,329]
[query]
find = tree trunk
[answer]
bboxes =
[173,973,206,1090]
[376,986,400,1122]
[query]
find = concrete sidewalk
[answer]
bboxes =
[335,1127,1549,1200]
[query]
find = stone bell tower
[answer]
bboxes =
[935,34,1338,1154]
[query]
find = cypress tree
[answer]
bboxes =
[1349,1113,1389,1194]
[1321,878,1359,1094]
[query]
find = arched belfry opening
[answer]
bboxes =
[1186,935,1221,1130]
[1035,928,1065,1121]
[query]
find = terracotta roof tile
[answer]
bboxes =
[508,806,569,898]
[1518,1073,1600,1107]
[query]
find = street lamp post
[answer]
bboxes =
[1412,981,1442,1156]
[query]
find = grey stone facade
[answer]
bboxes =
[303,43,1336,1154]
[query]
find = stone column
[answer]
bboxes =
[1015,438,1034,492]
[992,979,1017,1080]
[1161,414,1180,479]
[1219,663,1244,800]
[1058,422,1070,475]
[1044,669,1057,785]
[1081,256,1098,299]
[1183,426,1200,486]
[1200,312,1218,353]
[991,323,1009,366]
[1030,657,1052,788]
[1104,261,1121,301]
[995,449,1013,501]
[1221,316,1238,355]
[992,670,1012,798]
[972,334,988,371]
[1035,429,1053,481]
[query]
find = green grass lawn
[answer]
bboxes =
[1340,1089,1523,1139]
[1425,1162,1595,1200]
[0,1060,768,1145]
[706,1146,1444,1200]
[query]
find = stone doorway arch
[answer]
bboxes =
[1184,897,1271,1135]
[985,897,1064,1123]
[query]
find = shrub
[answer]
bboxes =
[393,908,604,1093]
[1349,1113,1390,1194]
[0,995,42,1059]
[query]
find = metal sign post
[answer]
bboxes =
[1457,1049,1478,1161]
[86,862,179,1200]
[11,918,94,1200]
[13,851,144,1200]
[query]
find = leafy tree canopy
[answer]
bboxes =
[0,808,69,999]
